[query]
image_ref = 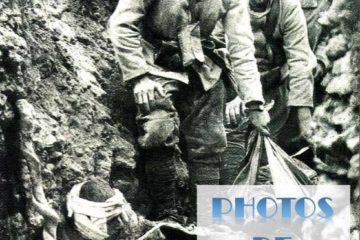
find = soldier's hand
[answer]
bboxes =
[133,76,165,112]
[313,62,325,82]
[115,204,139,228]
[249,110,270,136]
[225,96,243,125]
[297,107,312,139]
[31,196,60,223]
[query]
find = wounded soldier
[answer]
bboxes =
[32,177,196,240]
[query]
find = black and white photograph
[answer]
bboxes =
[0,0,358,239]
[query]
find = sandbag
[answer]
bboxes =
[232,131,317,186]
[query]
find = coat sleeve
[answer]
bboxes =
[281,1,315,107]
[108,0,149,82]
[223,0,264,105]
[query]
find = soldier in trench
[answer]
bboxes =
[301,0,332,105]
[16,99,196,240]
[108,0,270,221]
[220,0,317,184]
[32,177,197,240]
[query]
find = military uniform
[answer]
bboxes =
[221,0,316,184]
[108,0,264,219]
[302,0,331,55]
[301,0,331,105]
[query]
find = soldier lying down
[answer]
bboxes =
[32,177,196,240]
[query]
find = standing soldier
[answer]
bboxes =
[108,0,269,221]
[221,0,316,184]
[301,0,331,104]
[302,0,331,51]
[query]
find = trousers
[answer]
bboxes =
[136,73,226,219]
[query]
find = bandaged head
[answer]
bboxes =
[66,180,130,240]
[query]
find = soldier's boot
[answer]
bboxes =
[187,156,221,224]
[144,148,178,221]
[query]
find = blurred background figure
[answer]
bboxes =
[301,0,332,105]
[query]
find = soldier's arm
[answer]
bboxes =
[282,1,315,138]
[281,1,315,108]
[223,1,270,135]
[311,32,330,81]
[32,196,59,240]
[108,0,148,83]
[222,0,264,106]
[315,33,331,71]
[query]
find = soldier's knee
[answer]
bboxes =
[138,109,180,148]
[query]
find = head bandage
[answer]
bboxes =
[67,182,129,240]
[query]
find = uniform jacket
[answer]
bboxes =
[108,0,264,104]
[301,0,331,70]
[250,0,316,108]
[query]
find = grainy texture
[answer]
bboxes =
[0,0,141,238]
[0,0,358,239]
[308,0,359,237]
